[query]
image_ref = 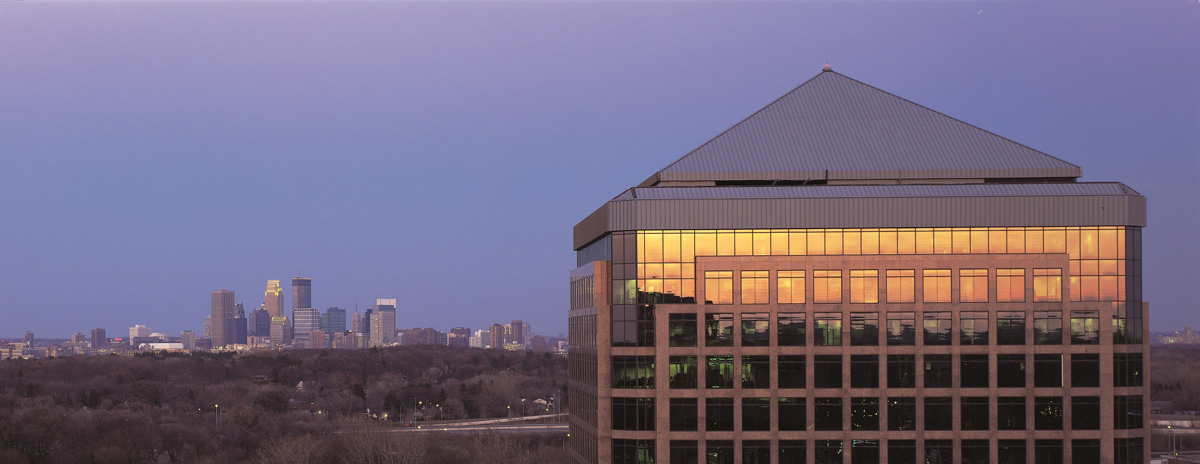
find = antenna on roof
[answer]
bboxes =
[823,62,832,72]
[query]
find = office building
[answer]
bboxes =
[265,280,286,319]
[490,324,505,350]
[568,69,1149,463]
[270,316,292,346]
[91,328,107,349]
[292,277,311,310]
[322,307,347,334]
[369,305,396,347]
[293,308,321,348]
[232,303,248,345]
[129,324,151,345]
[181,330,196,350]
[449,327,471,348]
[249,307,271,337]
[210,290,235,347]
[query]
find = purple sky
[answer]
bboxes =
[1,1,1196,339]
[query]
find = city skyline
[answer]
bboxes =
[2,1,1196,339]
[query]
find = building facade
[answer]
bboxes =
[293,307,321,348]
[210,290,235,347]
[322,307,347,334]
[91,328,106,349]
[568,69,1149,464]
[265,280,286,319]
[292,277,311,310]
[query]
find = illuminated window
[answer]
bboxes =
[740,271,769,304]
[960,269,988,302]
[814,270,842,304]
[704,271,733,305]
[705,313,733,347]
[997,269,1026,302]
[1070,310,1100,345]
[1033,268,1062,302]
[849,270,879,303]
[922,269,952,303]
[777,270,805,304]
[886,270,915,303]
[741,313,769,347]
[814,313,842,346]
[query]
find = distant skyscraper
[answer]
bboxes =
[91,328,107,349]
[293,308,321,348]
[270,316,292,346]
[351,310,362,333]
[129,324,151,344]
[308,330,327,349]
[509,320,524,346]
[264,280,285,319]
[489,324,505,350]
[292,277,311,310]
[322,307,347,334]
[71,332,86,344]
[203,316,211,339]
[249,308,271,337]
[448,327,471,348]
[181,330,196,350]
[369,306,396,347]
[23,331,34,346]
[210,289,235,347]
[232,316,248,345]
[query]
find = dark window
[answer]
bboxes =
[924,439,953,464]
[962,440,989,464]
[1114,395,1143,429]
[814,355,842,389]
[1072,396,1100,430]
[887,397,915,431]
[960,354,989,388]
[706,440,733,464]
[887,312,916,345]
[743,440,770,464]
[669,398,697,431]
[778,397,806,431]
[670,440,698,464]
[778,313,805,346]
[778,355,805,389]
[1070,310,1100,344]
[924,397,952,430]
[1071,353,1100,387]
[612,397,655,431]
[1033,311,1063,345]
[1034,440,1062,464]
[705,313,733,347]
[997,311,1026,345]
[612,355,654,389]
[612,304,655,347]
[851,397,879,431]
[961,396,989,431]
[850,355,879,388]
[814,440,843,464]
[887,440,916,464]
[1034,396,1063,430]
[1114,353,1144,387]
[922,312,952,345]
[999,439,1027,464]
[741,313,769,347]
[669,356,697,389]
[1034,354,1062,387]
[999,397,1027,430]
[612,439,655,464]
[778,440,806,464]
[1072,439,1100,464]
[668,313,697,347]
[998,354,1026,388]
[815,397,842,430]
[960,311,989,345]
[888,354,916,388]
[851,440,879,464]
[923,354,952,388]
[741,355,769,389]
[705,355,734,389]
[705,398,733,431]
[1114,438,1143,464]
[741,397,769,431]
[850,312,879,346]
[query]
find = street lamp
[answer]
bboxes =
[214,404,220,429]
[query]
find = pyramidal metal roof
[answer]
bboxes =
[646,68,1082,184]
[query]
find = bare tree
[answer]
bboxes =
[341,428,428,464]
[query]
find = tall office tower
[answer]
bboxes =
[249,308,271,337]
[568,69,1149,464]
[270,316,292,346]
[91,328,106,349]
[232,315,248,345]
[129,324,151,344]
[210,290,235,347]
[523,322,532,346]
[264,280,285,318]
[369,307,396,347]
[203,316,211,339]
[308,330,327,349]
[322,307,347,334]
[351,310,362,333]
[292,277,311,310]
[181,330,196,350]
[509,320,525,346]
[292,308,321,348]
[489,324,505,350]
[235,302,245,318]
[448,327,471,348]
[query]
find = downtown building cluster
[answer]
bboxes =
[568,69,1149,463]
